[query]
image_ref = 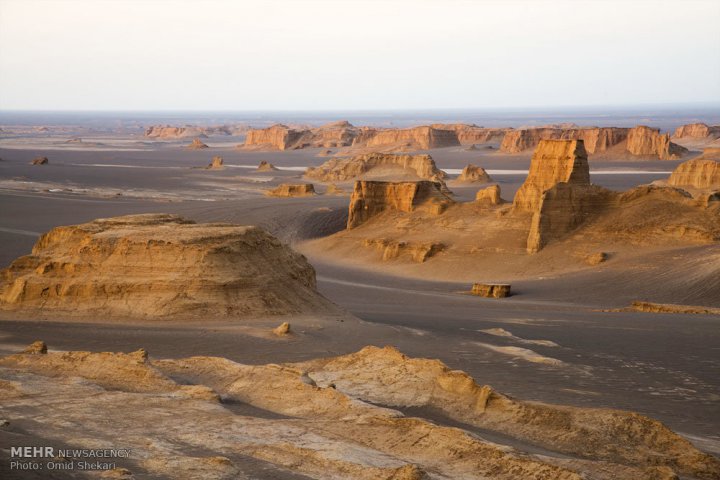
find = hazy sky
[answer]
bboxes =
[1,0,719,111]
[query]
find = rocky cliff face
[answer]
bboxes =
[347,180,453,228]
[513,139,591,212]
[457,164,492,183]
[435,124,510,145]
[305,153,447,184]
[244,122,359,150]
[353,126,460,150]
[668,159,720,189]
[0,214,329,318]
[500,127,629,154]
[626,126,688,160]
[673,123,720,139]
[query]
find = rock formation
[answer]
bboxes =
[347,180,454,228]
[363,239,445,263]
[585,252,608,265]
[434,124,510,145]
[353,125,460,150]
[4,344,717,479]
[325,184,346,195]
[187,138,209,149]
[673,123,720,139]
[243,122,358,150]
[272,321,291,335]
[475,184,502,204]
[667,159,720,189]
[471,283,511,298]
[266,183,316,197]
[0,214,331,318]
[31,156,48,165]
[305,153,447,185]
[206,156,223,169]
[513,140,591,212]
[256,160,278,172]
[144,125,239,138]
[500,127,629,154]
[457,164,492,183]
[626,125,688,160]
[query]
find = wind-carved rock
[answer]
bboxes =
[305,153,447,185]
[626,126,688,160]
[347,180,454,229]
[266,184,316,197]
[673,123,720,139]
[363,239,445,263]
[475,185,503,205]
[187,138,209,149]
[256,160,278,172]
[206,156,223,169]
[243,121,358,150]
[500,127,629,154]
[352,125,460,150]
[513,140,613,253]
[0,214,330,318]
[457,164,492,183]
[668,159,720,189]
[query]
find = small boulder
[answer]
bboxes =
[585,252,608,265]
[23,340,48,354]
[31,156,49,165]
[273,321,291,336]
[207,156,224,169]
[471,283,511,298]
[257,160,278,172]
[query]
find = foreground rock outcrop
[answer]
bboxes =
[626,125,688,160]
[2,343,716,479]
[305,152,447,185]
[668,159,720,189]
[348,180,454,228]
[266,183,316,197]
[0,214,331,318]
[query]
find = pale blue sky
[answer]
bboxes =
[0,0,718,111]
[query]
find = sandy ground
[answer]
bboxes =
[0,141,719,461]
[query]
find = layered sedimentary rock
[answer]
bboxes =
[626,126,688,160]
[475,184,502,204]
[0,214,329,318]
[244,122,358,150]
[457,164,492,183]
[347,180,453,228]
[434,124,510,145]
[5,344,716,479]
[144,125,241,138]
[31,156,48,165]
[673,123,720,139]
[363,239,445,263]
[266,183,316,197]
[500,127,629,154]
[305,153,447,184]
[256,160,278,171]
[513,140,591,212]
[187,138,209,149]
[668,159,720,189]
[353,125,460,150]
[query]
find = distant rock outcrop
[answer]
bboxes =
[31,156,49,165]
[145,125,239,138]
[256,160,278,172]
[266,183,316,197]
[673,123,720,139]
[471,283,511,298]
[353,126,461,150]
[347,180,453,228]
[243,122,358,150]
[457,164,492,183]
[500,127,629,154]
[187,138,209,149]
[0,214,330,318]
[363,239,445,263]
[207,156,224,169]
[626,126,688,160]
[667,159,720,189]
[305,153,447,185]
